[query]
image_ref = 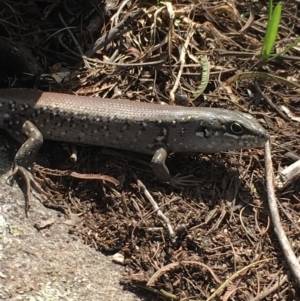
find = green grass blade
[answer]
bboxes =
[262,0,274,60]
[268,0,273,23]
[262,1,282,60]
[269,37,300,61]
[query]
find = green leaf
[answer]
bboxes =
[261,1,282,60]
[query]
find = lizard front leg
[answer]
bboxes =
[151,148,198,187]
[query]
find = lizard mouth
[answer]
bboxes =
[242,131,270,148]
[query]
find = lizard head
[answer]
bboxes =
[192,110,270,153]
[168,109,270,154]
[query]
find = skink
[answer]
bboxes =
[0,88,269,190]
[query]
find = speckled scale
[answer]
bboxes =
[0,89,269,155]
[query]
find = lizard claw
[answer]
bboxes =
[7,165,50,216]
[169,174,200,188]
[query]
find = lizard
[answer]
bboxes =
[0,88,269,212]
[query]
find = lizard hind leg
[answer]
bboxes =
[5,117,49,215]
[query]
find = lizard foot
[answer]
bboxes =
[169,174,200,188]
[7,165,51,216]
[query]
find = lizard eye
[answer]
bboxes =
[230,122,243,134]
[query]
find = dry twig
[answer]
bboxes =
[265,140,300,285]
[276,160,300,190]
[137,179,175,239]
[85,9,145,57]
